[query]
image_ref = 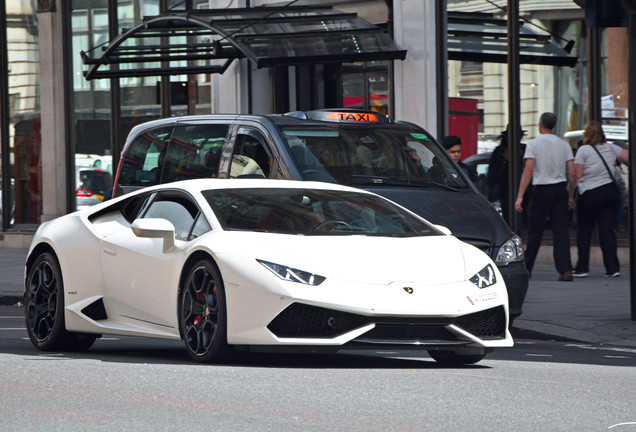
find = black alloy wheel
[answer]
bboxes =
[180,259,231,362]
[24,252,96,351]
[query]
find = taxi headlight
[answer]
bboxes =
[470,264,497,289]
[257,260,326,286]
[495,234,525,265]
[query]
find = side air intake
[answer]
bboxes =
[81,298,108,321]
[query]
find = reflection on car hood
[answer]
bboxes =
[216,232,468,285]
[363,188,506,247]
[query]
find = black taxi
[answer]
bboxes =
[113,109,529,320]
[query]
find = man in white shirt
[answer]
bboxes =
[514,112,576,281]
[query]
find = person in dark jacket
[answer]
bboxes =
[441,135,476,182]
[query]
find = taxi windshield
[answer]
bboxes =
[281,125,469,190]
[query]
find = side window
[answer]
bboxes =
[162,124,229,183]
[190,213,211,240]
[121,193,154,223]
[142,194,205,241]
[230,131,272,178]
[118,127,172,187]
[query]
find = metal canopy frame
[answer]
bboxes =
[81,5,407,80]
[447,11,577,67]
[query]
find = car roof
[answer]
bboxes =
[125,109,422,136]
[143,178,376,196]
[463,152,492,164]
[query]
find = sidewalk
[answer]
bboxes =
[2,248,636,348]
[511,263,636,348]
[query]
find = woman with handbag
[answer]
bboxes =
[570,121,629,278]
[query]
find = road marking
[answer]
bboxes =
[0,328,26,330]
[525,353,553,357]
[608,422,636,429]
[566,344,636,355]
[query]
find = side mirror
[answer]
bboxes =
[131,218,176,253]
[433,224,452,235]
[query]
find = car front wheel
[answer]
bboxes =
[24,252,96,351]
[179,259,231,363]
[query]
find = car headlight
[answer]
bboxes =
[257,260,326,286]
[470,264,497,289]
[495,234,524,265]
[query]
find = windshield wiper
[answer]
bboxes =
[347,175,458,191]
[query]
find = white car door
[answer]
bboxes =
[100,192,205,332]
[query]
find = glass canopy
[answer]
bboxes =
[447,11,577,67]
[82,5,407,80]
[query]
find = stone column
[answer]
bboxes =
[38,0,67,222]
[392,0,438,136]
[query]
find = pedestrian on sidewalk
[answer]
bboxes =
[570,121,628,278]
[514,112,576,281]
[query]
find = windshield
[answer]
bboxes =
[203,188,439,237]
[281,125,468,189]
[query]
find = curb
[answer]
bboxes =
[511,321,587,344]
[0,295,23,306]
[512,319,636,348]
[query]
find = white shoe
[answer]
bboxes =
[605,272,620,278]
[572,271,588,278]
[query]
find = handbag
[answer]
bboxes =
[591,145,622,196]
[608,146,629,200]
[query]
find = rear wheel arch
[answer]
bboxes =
[26,243,60,286]
[24,248,97,351]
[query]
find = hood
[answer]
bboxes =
[363,187,509,246]
[216,232,468,285]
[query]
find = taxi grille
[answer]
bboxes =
[460,238,493,258]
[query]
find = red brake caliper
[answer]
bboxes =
[194,292,203,325]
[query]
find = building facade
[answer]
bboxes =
[0,0,628,248]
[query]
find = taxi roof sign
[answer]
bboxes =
[284,109,389,124]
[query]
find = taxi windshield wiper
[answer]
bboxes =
[347,175,458,191]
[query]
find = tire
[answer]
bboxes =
[24,252,97,351]
[179,259,231,363]
[427,350,486,365]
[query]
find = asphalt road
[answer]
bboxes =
[2,305,636,431]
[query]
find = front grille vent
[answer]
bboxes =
[267,303,370,338]
[360,323,457,343]
[453,306,506,339]
[268,303,507,342]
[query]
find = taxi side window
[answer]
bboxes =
[118,127,172,187]
[230,132,271,178]
[162,124,229,183]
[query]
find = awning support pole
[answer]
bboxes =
[507,0,522,235]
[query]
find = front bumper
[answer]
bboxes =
[496,261,529,319]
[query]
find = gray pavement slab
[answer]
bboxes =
[0,248,26,305]
[511,263,636,348]
[2,247,636,348]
